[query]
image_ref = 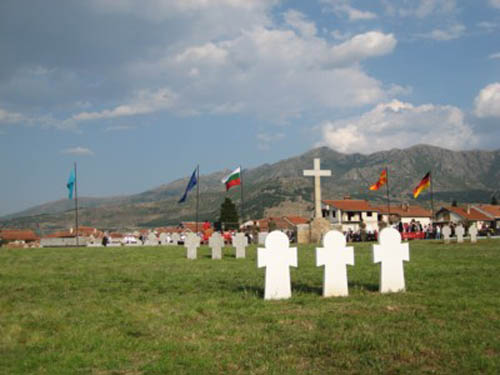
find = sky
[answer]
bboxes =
[1,0,500,215]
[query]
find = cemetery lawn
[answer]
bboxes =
[1,241,499,375]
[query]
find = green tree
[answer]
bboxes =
[451,199,458,207]
[219,198,239,230]
[491,196,498,205]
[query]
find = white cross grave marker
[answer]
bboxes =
[185,232,200,259]
[455,224,464,243]
[233,233,248,259]
[316,230,354,297]
[303,158,331,219]
[257,231,297,300]
[159,232,169,245]
[209,232,224,260]
[442,225,451,244]
[468,225,478,243]
[171,232,181,245]
[373,227,410,293]
[145,232,159,246]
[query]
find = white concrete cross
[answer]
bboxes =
[373,228,410,293]
[303,158,331,219]
[145,232,159,246]
[209,232,224,260]
[159,232,169,245]
[316,230,354,297]
[185,233,200,259]
[442,225,451,244]
[468,225,478,243]
[455,224,465,243]
[257,231,297,300]
[233,233,248,259]
[171,232,181,245]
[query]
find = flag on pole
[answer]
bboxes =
[222,167,241,191]
[178,168,198,203]
[413,172,431,199]
[66,169,75,200]
[369,169,387,191]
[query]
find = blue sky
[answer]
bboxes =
[1,0,499,215]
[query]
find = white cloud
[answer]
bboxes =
[72,88,177,121]
[474,82,500,118]
[489,0,500,9]
[174,43,228,65]
[417,24,465,41]
[385,0,456,18]
[320,100,476,153]
[478,21,498,32]
[328,31,397,66]
[124,28,398,122]
[489,52,500,59]
[321,0,377,21]
[61,147,95,156]
[284,10,317,38]
[0,108,26,124]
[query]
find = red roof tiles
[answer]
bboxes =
[0,229,39,242]
[443,206,493,221]
[374,205,432,218]
[476,204,500,218]
[323,199,376,212]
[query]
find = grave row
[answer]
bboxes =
[185,228,412,300]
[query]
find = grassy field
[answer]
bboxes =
[1,240,499,374]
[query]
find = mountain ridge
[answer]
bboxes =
[2,145,499,231]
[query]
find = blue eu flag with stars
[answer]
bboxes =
[178,169,197,203]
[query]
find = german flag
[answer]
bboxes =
[369,169,387,191]
[413,172,431,199]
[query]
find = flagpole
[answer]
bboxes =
[196,165,200,234]
[74,162,79,247]
[385,167,391,224]
[430,170,435,223]
[240,165,244,228]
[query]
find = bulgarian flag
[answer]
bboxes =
[369,169,387,191]
[413,172,431,199]
[222,167,241,191]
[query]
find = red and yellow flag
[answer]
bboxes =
[413,172,431,198]
[369,169,387,191]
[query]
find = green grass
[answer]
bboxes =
[1,240,499,374]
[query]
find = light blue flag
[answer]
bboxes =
[67,169,75,200]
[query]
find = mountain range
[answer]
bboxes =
[1,144,499,232]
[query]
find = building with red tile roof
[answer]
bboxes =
[322,198,379,232]
[0,229,39,243]
[374,204,432,226]
[475,204,500,229]
[435,205,493,229]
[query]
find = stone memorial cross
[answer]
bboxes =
[316,230,354,297]
[185,233,200,259]
[209,232,224,260]
[233,233,248,259]
[455,224,465,243]
[257,230,298,300]
[303,158,332,219]
[442,225,451,244]
[468,225,478,243]
[373,227,410,293]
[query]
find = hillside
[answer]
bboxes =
[1,145,499,231]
